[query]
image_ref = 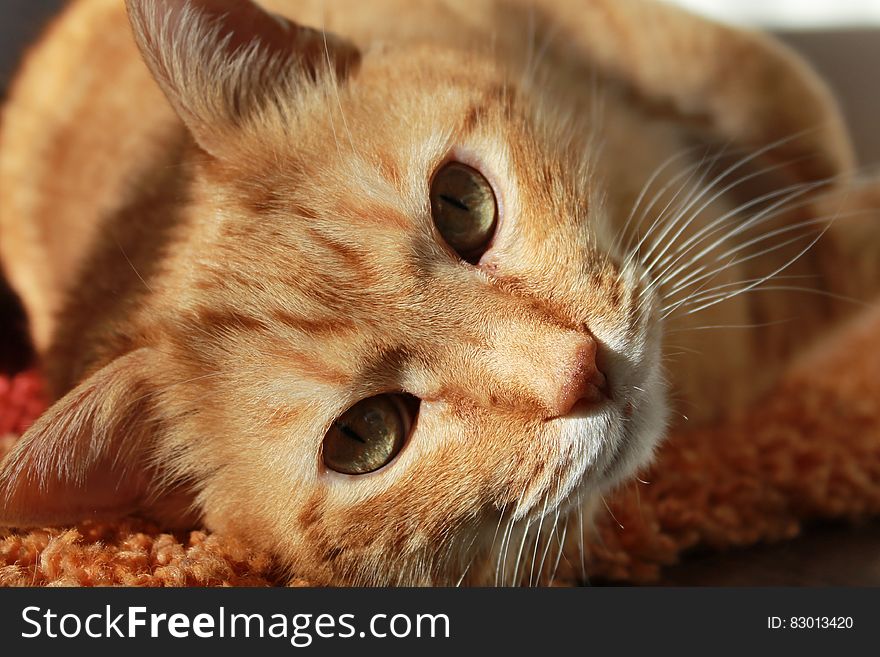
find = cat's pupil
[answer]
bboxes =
[322,395,410,475]
[430,162,497,264]
[335,422,366,444]
[439,194,469,212]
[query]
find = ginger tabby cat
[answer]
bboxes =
[0,0,876,585]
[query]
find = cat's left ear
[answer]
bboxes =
[125,0,360,158]
[0,349,195,528]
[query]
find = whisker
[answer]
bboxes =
[548,515,569,587]
[665,318,794,333]
[651,181,831,304]
[455,533,480,587]
[661,274,816,313]
[319,22,358,158]
[677,284,871,312]
[613,142,712,257]
[527,494,548,587]
[647,176,827,291]
[640,156,813,277]
[576,492,587,583]
[498,485,528,586]
[677,225,828,317]
[511,517,532,588]
[494,515,515,587]
[661,229,821,319]
[601,495,624,530]
[113,235,153,292]
[624,146,724,269]
[715,209,869,264]
[534,490,560,586]
[632,129,820,273]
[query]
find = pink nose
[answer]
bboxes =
[550,339,608,418]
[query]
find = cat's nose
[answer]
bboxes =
[546,338,609,418]
[446,316,610,419]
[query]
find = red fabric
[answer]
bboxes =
[0,369,45,438]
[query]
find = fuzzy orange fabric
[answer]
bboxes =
[2,304,880,586]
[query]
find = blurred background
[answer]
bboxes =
[671,0,880,167]
[670,0,880,28]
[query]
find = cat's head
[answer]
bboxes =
[0,0,850,585]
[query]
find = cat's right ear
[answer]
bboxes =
[124,0,360,159]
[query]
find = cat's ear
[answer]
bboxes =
[124,0,360,158]
[0,348,193,528]
[556,0,854,182]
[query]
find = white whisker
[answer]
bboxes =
[601,495,624,530]
[647,177,828,291]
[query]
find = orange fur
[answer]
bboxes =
[0,0,875,585]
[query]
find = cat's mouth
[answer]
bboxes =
[545,365,667,510]
[564,393,612,419]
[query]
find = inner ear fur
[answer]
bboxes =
[0,348,195,528]
[540,0,855,184]
[124,0,360,159]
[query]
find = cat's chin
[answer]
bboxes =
[465,384,668,587]
[542,369,669,522]
[598,384,669,491]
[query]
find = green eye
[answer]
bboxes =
[322,394,414,475]
[430,162,498,264]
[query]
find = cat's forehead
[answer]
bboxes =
[243,41,595,194]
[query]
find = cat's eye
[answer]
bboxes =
[430,162,498,264]
[322,394,416,475]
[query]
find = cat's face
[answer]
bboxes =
[140,16,668,584]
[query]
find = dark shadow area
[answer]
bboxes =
[0,276,31,373]
[1,0,64,372]
[0,0,64,98]
[656,519,880,586]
